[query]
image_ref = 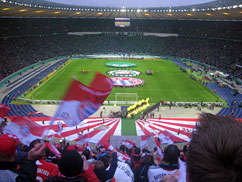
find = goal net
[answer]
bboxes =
[115,93,138,102]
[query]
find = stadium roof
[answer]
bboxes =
[46,0,217,8]
[0,0,242,20]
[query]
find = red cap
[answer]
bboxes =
[66,145,76,151]
[0,134,19,157]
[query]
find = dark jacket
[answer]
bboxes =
[0,159,37,182]
[133,165,149,182]
[94,152,117,182]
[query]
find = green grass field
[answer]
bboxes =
[25,59,223,103]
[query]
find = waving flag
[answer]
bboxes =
[140,135,151,149]
[0,104,11,123]
[3,116,45,145]
[45,142,62,159]
[57,121,63,136]
[117,152,131,162]
[120,140,136,148]
[51,73,113,127]
[154,137,163,163]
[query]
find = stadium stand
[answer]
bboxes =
[1,59,68,117]
[0,34,241,80]
[0,1,242,180]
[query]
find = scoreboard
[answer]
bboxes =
[115,18,130,27]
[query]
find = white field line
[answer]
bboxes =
[173,89,182,101]
[34,61,74,98]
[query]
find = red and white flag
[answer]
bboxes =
[154,137,163,163]
[45,142,62,159]
[0,104,11,123]
[3,116,45,145]
[51,73,113,127]
[120,140,136,148]
[117,152,131,162]
[57,121,63,136]
[140,135,151,149]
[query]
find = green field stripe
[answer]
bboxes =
[24,59,224,103]
[26,60,74,100]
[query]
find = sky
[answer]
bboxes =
[46,0,215,8]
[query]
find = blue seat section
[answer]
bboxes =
[10,65,50,89]
[207,81,242,118]
[7,66,44,87]
[170,59,191,69]
[1,59,68,117]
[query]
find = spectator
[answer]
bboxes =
[148,145,180,182]
[152,147,159,165]
[186,113,242,182]
[45,150,86,182]
[94,149,118,182]
[0,134,45,181]
[134,154,154,182]
[29,139,59,182]
[99,153,134,181]
[131,147,141,170]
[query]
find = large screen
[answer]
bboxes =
[115,18,130,27]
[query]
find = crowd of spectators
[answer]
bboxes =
[1,33,241,81]
[1,18,242,40]
[0,18,241,81]
[0,113,241,182]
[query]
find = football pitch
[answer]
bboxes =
[25,59,223,103]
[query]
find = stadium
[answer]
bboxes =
[0,0,242,181]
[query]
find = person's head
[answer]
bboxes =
[82,148,91,160]
[163,144,180,165]
[99,155,111,169]
[187,113,242,182]
[0,134,19,161]
[58,150,83,177]
[29,139,42,150]
[119,144,126,153]
[141,154,154,166]
[94,160,105,172]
